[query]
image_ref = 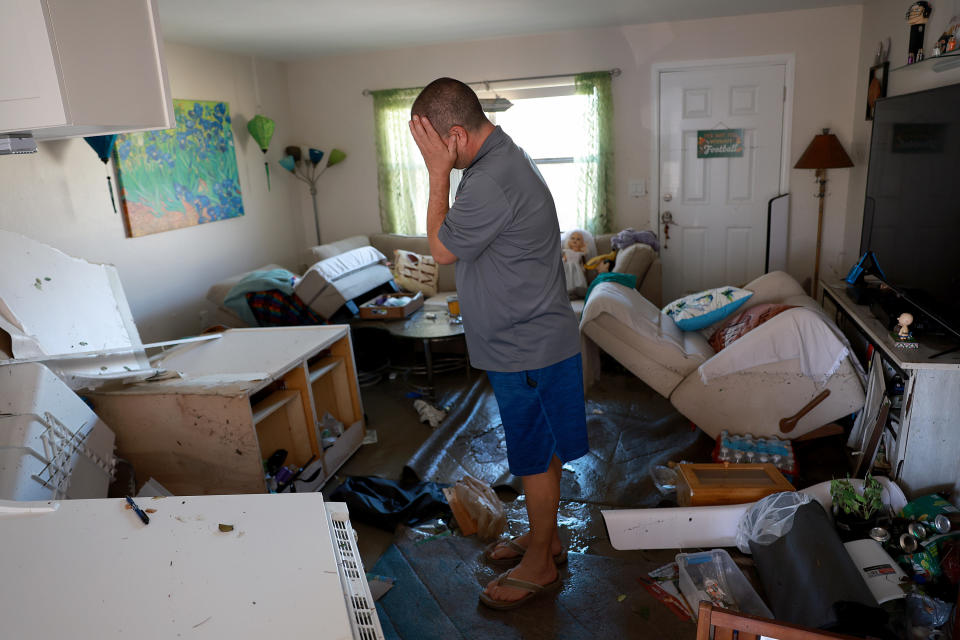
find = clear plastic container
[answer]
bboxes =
[676,549,773,620]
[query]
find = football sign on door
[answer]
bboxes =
[659,63,787,302]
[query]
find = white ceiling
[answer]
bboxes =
[157,0,863,60]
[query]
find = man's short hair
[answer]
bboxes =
[411,78,487,137]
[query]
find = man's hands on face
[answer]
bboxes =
[409,115,457,179]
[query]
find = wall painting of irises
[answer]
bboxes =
[114,99,244,237]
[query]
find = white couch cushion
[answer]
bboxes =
[307,235,371,263]
[310,246,386,283]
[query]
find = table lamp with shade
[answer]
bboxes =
[794,128,853,295]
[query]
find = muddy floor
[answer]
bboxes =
[325,364,848,639]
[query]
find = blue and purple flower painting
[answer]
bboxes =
[114,99,244,237]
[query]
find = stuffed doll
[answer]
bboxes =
[562,230,589,297]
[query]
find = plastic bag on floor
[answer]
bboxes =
[454,475,506,541]
[736,491,811,553]
[330,476,451,532]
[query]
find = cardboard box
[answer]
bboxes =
[358,292,423,319]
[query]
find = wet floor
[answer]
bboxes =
[330,364,848,639]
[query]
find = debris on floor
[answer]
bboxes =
[639,562,695,621]
[365,573,395,601]
[413,398,447,428]
[329,476,450,531]
[136,477,173,498]
[362,429,378,445]
[442,475,505,540]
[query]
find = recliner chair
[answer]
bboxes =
[580,271,865,440]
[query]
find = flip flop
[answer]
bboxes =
[479,568,563,610]
[482,537,568,568]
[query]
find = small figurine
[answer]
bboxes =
[906,1,933,64]
[896,312,914,340]
[892,312,920,348]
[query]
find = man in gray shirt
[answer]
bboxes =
[410,77,588,610]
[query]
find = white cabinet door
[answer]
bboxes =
[0,0,173,139]
[658,63,787,301]
[0,0,66,131]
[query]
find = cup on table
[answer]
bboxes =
[446,295,461,319]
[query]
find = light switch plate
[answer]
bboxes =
[629,179,646,198]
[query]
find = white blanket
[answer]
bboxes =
[579,282,666,388]
[579,281,662,337]
[699,306,858,387]
[311,246,386,283]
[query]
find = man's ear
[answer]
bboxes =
[449,125,468,150]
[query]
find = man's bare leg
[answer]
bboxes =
[484,455,562,602]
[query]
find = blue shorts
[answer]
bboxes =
[486,353,589,477]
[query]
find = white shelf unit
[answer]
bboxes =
[822,282,960,499]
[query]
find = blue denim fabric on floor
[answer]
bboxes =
[486,353,589,476]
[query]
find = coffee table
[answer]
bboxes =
[352,308,468,397]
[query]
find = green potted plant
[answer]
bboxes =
[830,474,884,541]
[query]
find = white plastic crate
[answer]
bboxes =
[0,362,115,500]
[0,412,114,500]
[326,501,385,640]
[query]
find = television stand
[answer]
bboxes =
[931,344,960,359]
[821,281,960,502]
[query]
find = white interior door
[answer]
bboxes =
[658,63,786,302]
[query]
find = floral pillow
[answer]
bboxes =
[393,249,439,298]
[662,286,753,331]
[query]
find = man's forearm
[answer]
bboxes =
[427,174,457,264]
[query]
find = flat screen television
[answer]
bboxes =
[860,82,960,341]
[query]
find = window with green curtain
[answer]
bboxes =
[372,87,425,235]
[574,71,614,236]
[371,72,614,235]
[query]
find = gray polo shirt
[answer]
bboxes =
[437,126,579,372]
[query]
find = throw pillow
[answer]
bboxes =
[613,243,655,282]
[709,303,798,352]
[662,286,753,331]
[394,249,439,298]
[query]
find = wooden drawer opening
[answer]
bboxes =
[309,356,357,436]
[251,390,313,470]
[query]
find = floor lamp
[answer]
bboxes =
[279,147,347,246]
[794,128,853,295]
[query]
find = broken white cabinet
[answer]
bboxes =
[0,0,173,139]
[0,231,365,496]
[86,327,366,495]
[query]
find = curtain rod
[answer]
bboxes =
[361,68,621,96]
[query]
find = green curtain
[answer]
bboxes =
[574,71,614,235]
[372,87,426,234]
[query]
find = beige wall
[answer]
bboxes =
[843,0,960,268]
[286,5,863,286]
[0,43,301,342]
